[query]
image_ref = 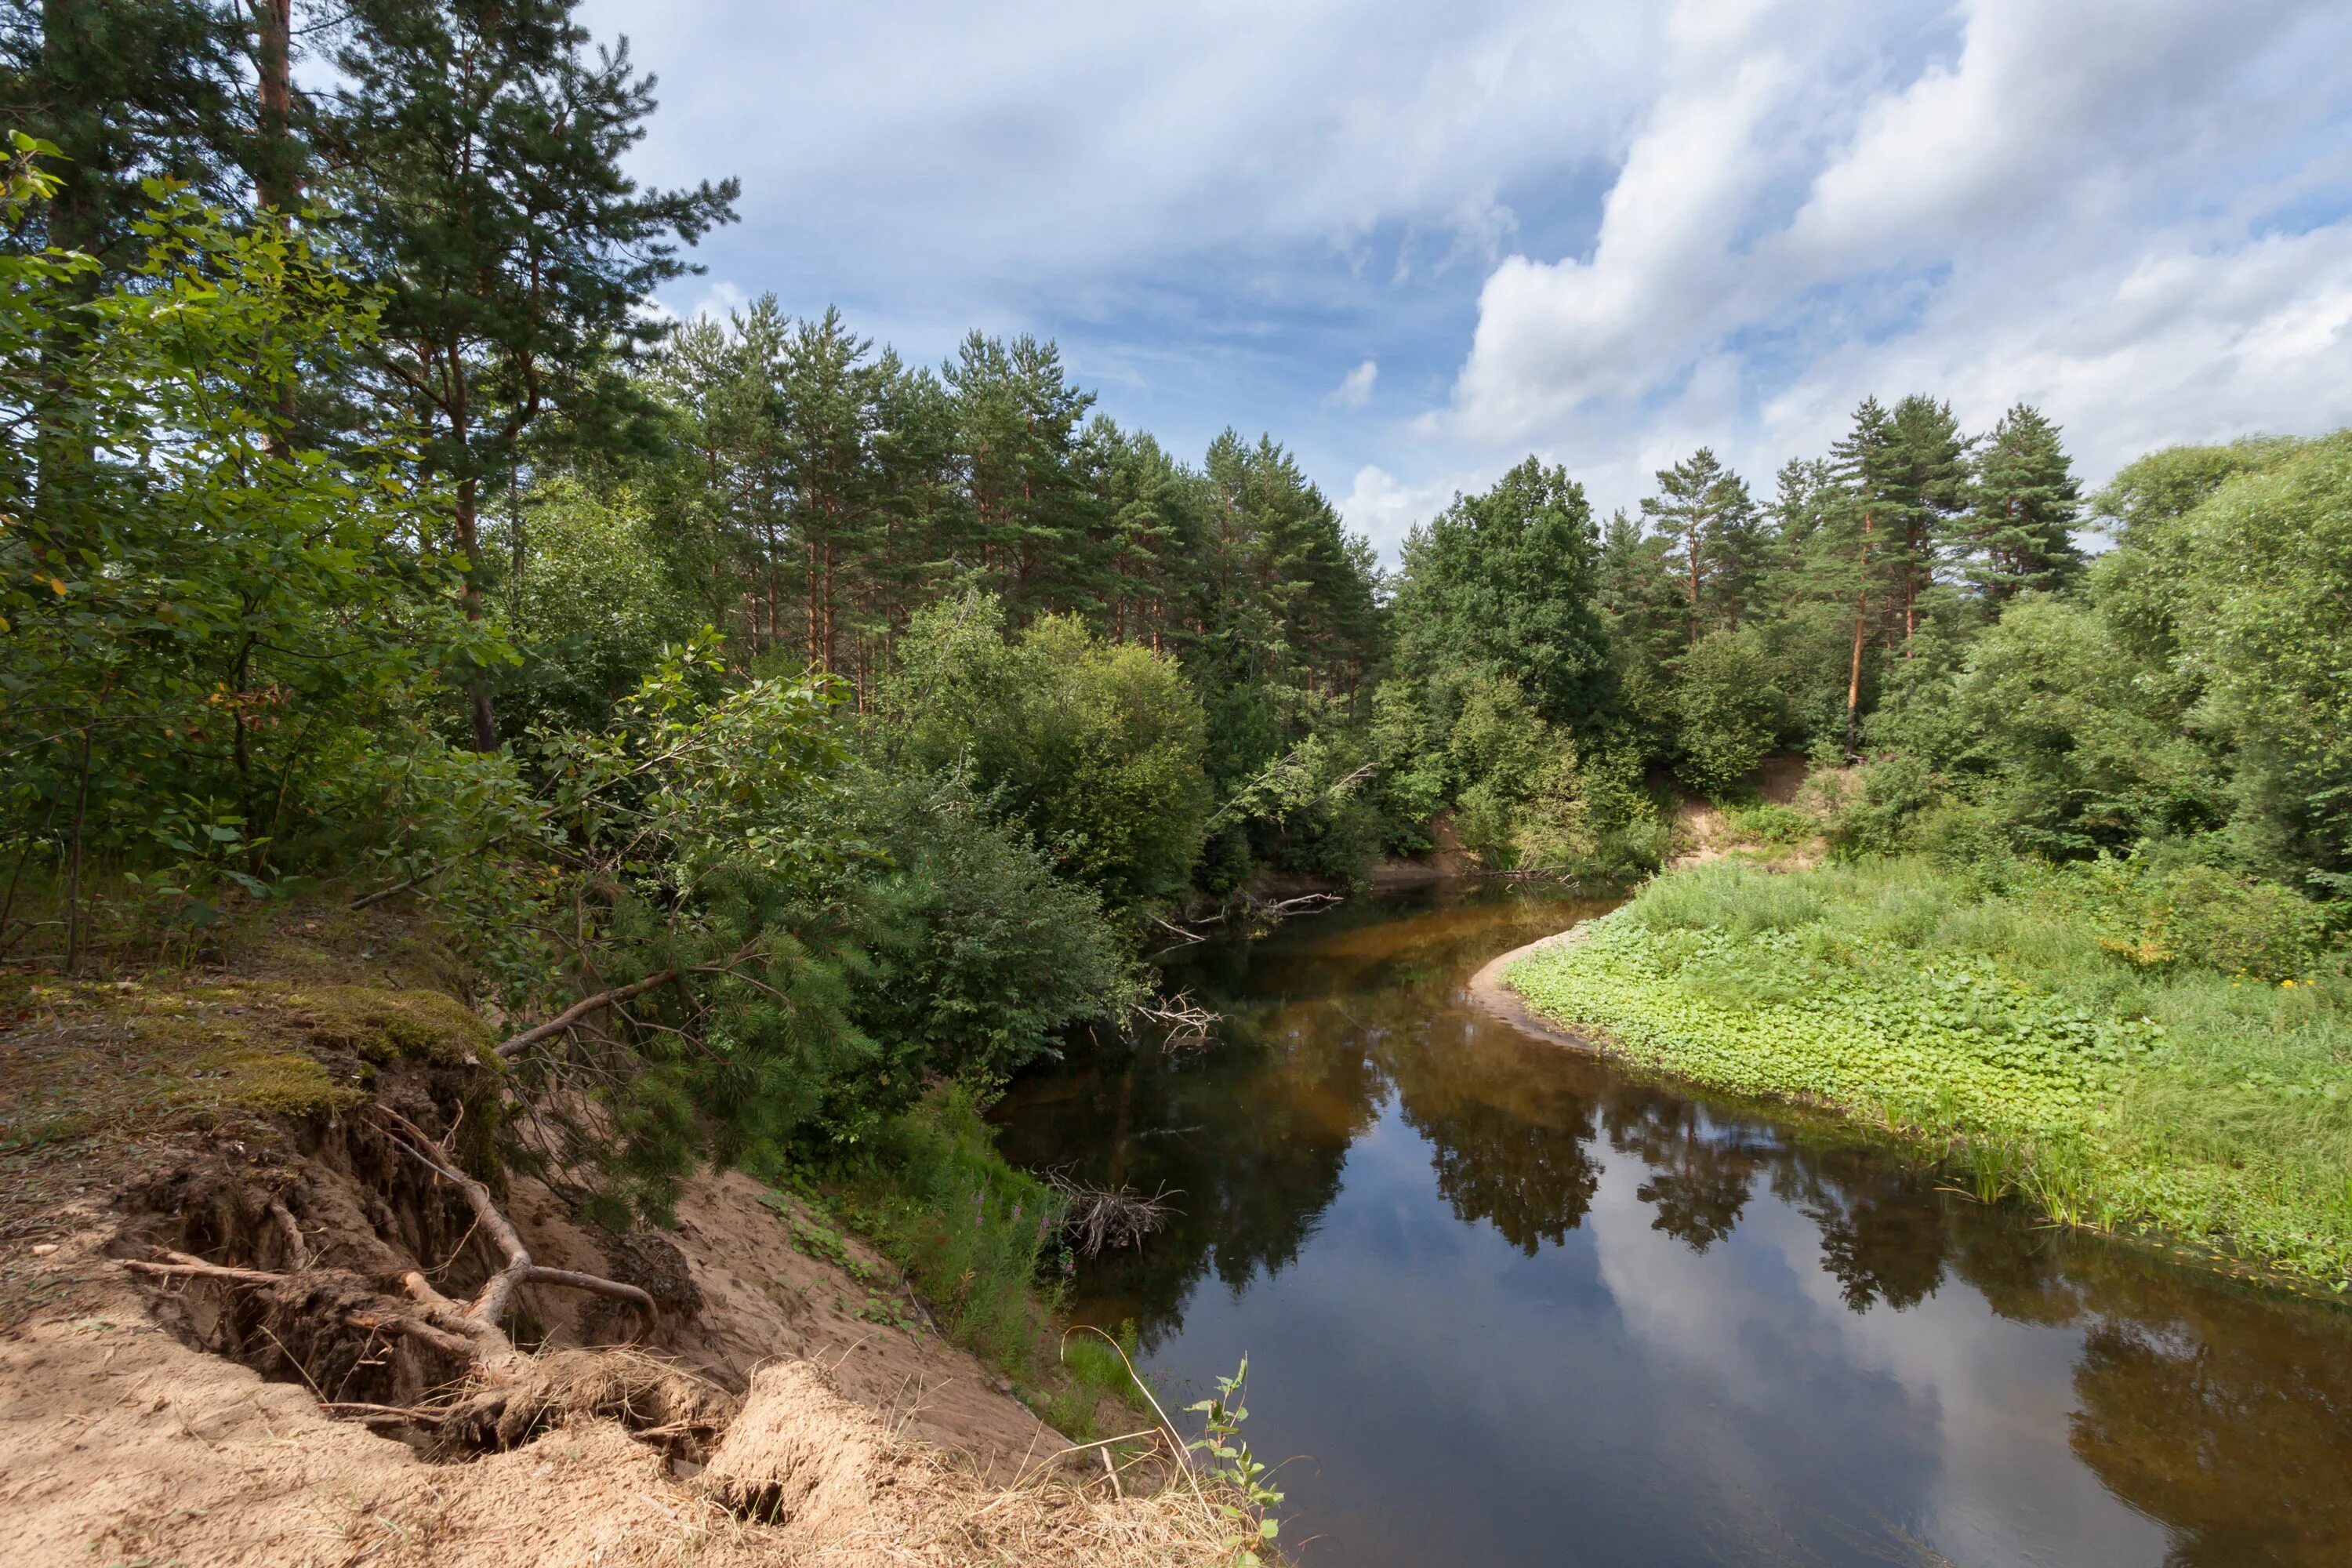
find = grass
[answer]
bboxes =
[1506,856,2352,1288]
[794,1085,1163,1444]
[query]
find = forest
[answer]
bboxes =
[5,0,2348,1235]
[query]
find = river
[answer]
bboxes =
[990,883,2352,1568]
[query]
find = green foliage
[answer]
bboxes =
[490,480,701,734]
[1391,456,1613,731]
[820,1085,1067,1373]
[1187,1358,1283,1566]
[1673,630,1784,794]
[1509,858,2352,1284]
[2162,434,2352,889]
[884,593,1210,913]
[840,761,1135,1116]
[0,169,496,944]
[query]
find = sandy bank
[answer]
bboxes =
[1461,920,1602,1049]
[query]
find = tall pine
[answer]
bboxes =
[319,0,736,750]
[1969,403,2083,604]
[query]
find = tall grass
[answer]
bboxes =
[1509,857,2352,1286]
[819,1083,1069,1371]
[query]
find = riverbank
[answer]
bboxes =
[0,909,1247,1567]
[1489,858,2352,1291]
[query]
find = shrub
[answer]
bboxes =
[1673,630,1784,795]
[839,763,1134,1128]
[884,593,1210,913]
[822,1086,1065,1373]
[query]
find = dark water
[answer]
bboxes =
[992,884,2352,1568]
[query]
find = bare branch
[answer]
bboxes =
[1045,1172,1181,1257]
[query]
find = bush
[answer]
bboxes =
[884,593,1210,913]
[822,1085,1065,1372]
[1673,630,1784,794]
[839,762,1134,1127]
[490,480,700,735]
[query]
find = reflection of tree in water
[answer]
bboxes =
[1382,1018,1604,1254]
[998,887,2352,1564]
[1601,1087,1766,1254]
[992,994,1385,1345]
[1941,1176,2352,1563]
[2063,1280,2352,1568]
[1770,1145,1951,1311]
[992,887,1612,1339]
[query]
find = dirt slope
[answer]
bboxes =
[0,932,1229,1568]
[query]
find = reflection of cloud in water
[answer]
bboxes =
[993,886,2352,1568]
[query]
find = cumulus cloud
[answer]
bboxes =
[1436,0,2352,507]
[1338,464,1490,558]
[1330,358,1380,408]
[575,0,2352,542]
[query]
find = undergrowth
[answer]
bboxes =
[1507,856,2352,1287]
[791,1085,1161,1444]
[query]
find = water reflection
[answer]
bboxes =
[993,884,2352,1568]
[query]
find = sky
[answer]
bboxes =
[580,0,2352,563]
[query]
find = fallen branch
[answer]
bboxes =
[493,969,680,1060]
[1252,890,1343,920]
[1045,1171,1181,1257]
[492,943,764,1060]
[1129,989,1218,1051]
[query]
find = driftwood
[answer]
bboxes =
[1129,989,1218,1051]
[1046,1171,1180,1258]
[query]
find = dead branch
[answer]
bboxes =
[1129,989,1218,1051]
[492,942,764,1060]
[1148,914,1207,946]
[1252,890,1343,920]
[1044,1171,1181,1258]
[122,1251,290,1288]
[494,968,680,1059]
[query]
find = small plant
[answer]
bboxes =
[848,1290,922,1334]
[1188,1358,1282,1566]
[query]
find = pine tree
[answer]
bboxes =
[0,0,246,265]
[943,332,1092,611]
[3,0,249,527]
[1969,403,2084,604]
[319,0,737,750]
[1639,447,1759,644]
[1821,397,1902,756]
[778,306,880,675]
[1884,394,1970,644]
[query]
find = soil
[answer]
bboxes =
[0,920,1229,1568]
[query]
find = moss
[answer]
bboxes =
[281,985,495,1067]
[1,968,502,1157]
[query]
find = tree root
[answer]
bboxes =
[122,1110,656,1399]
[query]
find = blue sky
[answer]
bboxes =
[583,0,2352,561]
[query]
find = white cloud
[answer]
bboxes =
[1338,463,1490,560]
[586,0,1664,293]
[1433,0,2352,509]
[572,0,2352,529]
[1329,358,1380,408]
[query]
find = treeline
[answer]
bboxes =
[6,0,2345,1224]
[0,0,1383,1224]
[1384,395,2350,921]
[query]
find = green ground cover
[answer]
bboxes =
[1506,858,2352,1287]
